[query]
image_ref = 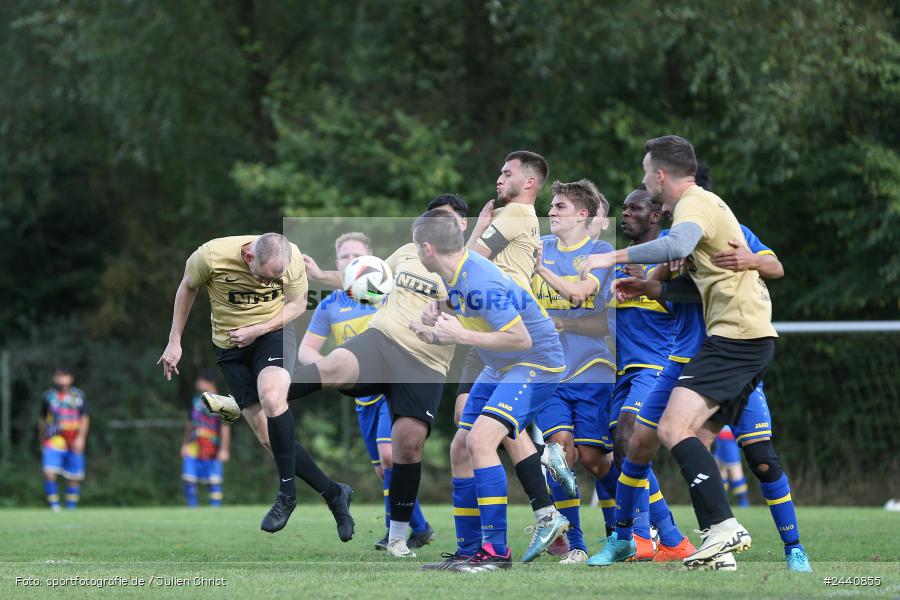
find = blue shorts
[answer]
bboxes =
[459,365,561,439]
[42,448,85,480]
[636,360,683,429]
[609,367,661,429]
[731,382,773,444]
[356,395,391,464]
[535,366,613,450]
[714,435,742,466]
[182,457,223,484]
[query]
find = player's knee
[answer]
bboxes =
[450,432,469,466]
[742,439,783,483]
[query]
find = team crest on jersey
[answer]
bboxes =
[572,255,588,271]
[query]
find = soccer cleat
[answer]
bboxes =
[625,533,657,562]
[521,513,570,562]
[421,552,470,571]
[653,536,697,562]
[452,544,512,572]
[547,534,570,556]
[559,548,588,564]
[374,533,388,550]
[325,483,355,542]
[683,520,751,568]
[407,524,436,549]
[385,538,416,558]
[687,551,737,572]
[544,442,578,498]
[786,547,813,573]
[260,491,297,533]
[587,532,637,566]
[201,392,242,423]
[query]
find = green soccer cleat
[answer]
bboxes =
[521,513,570,562]
[587,532,637,566]
[786,547,813,573]
[201,392,242,423]
[544,442,578,498]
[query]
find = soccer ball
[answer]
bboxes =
[342,255,393,304]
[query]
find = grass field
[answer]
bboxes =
[1,503,897,599]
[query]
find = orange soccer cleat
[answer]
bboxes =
[652,536,697,562]
[626,533,657,562]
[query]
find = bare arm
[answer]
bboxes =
[158,273,201,380]
[297,333,327,365]
[466,200,495,257]
[712,241,785,279]
[228,293,307,347]
[218,423,231,462]
[536,264,600,307]
[553,313,609,337]
[181,422,192,456]
[72,415,89,453]
[302,255,343,288]
[432,313,531,352]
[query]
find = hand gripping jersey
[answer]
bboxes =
[531,235,616,380]
[41,387,88,450]
[609,264,673,374]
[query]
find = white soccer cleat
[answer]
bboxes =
[201,392,242,423]
[559,549,588,564]
[688,551,737,572]
[385,538,416,558]
[683,519,751,569]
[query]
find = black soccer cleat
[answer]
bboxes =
[374,533,389,550]
[421,551,470,571]
[326,483,355,542]
[260,492,297,533]
[407,524,436,549]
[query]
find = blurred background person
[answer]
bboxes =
[181,370,231,507]
[39,367,89,511]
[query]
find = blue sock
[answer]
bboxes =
[595,480,616,536]
[731,476,750,507]
[548,472,585,551]
[383,467,392,530]
[614,459,650,542]
[208,483,223,507]
[452,477,481,556]
[410,499,428,534]
[64,484,79,509]
[184,482,198,507]
[44,480,59,509]
[474,465,508,556]
[760,474,803,554]
[648,469,683,546]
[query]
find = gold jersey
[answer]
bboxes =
[185,235,308,349]
[367,243,455,375]
[672,186,778,339]
[478,201,540,290]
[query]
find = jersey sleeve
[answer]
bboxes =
[585,241,615,300]
[283,243,309,300]
[306,297,332,339]
[185,245,213,287]
[672,194,717,241]
[739,225,776,257]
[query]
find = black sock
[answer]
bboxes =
[286,364,322,401]
[389,462,421,523]
[514,453,554,511]
[671,437,733,529]
[293,441,340,501]
[532,442,545,456]
[267,410,297,497]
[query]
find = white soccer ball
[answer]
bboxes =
[342,255,393,304]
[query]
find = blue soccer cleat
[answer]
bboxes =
[521,513,570,562]
[544,442,578,498]
[587,532,637,566]
[786,547,813,572]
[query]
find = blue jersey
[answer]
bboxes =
[446,250,565,373]
[307,290,383,406]
[610,262,672,373]
[668,224,775,362]
[532,235,615,380]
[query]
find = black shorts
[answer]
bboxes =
[456,348,485,397]
[214,326,297,409]
[675,335,775,425]
[339,328,444,430]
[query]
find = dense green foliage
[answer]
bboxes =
[1,1,898,505]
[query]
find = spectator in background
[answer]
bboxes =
[181,371,231,507]
[39,367,89,511]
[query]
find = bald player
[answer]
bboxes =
[158,233,354,541]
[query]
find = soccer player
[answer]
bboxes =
[157,232,354,541]
[412,210,566,572]
[298,231,433,550]
[287,198,466,558]
[181,370,230,507]
[39,367,89,511]
[531,179,618,563]
[582,135,779,569]
[713,426,749,507]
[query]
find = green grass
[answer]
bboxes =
[1,504,898,598]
